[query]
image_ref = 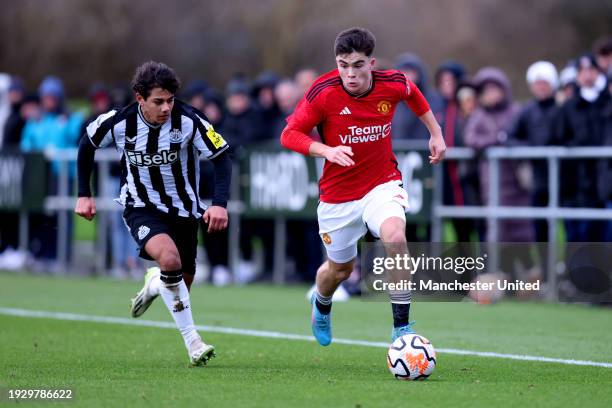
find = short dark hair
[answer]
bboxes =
[334,27,376,57]
[131,61,181,99]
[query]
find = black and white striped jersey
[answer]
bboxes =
[85,100,229,218]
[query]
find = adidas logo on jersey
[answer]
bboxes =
[339,107,352,115]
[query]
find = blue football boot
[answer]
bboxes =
[391,321,416,342]
[310,292,332,346]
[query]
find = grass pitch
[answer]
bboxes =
[1,272,611,407]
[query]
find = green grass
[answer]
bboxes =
[1,272,611,407]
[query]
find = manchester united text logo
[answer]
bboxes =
[377,100,392,115]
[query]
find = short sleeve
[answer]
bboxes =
[193,114,229,159]
[86,110,117,148]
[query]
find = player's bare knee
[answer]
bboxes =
[158,250,182,272]
[331,263,353,282]
[381,228,407,245]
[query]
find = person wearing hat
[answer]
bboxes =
[557,63,578,105]
[557,54,610,242]
[598,73,612,242]
[223,75,271,283]
[392,52,442,141]
[508,61,562,274]
[464,67,536,283]
[2,77,29,150]
[252,70,281,140]
[20,76,84,262]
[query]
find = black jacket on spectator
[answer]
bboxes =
[2,103,24,150]
[598,97,612,203]
[557,90,610,207]
[220,108,264,156]
[509,97,560,193]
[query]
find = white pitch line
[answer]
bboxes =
[1,307,612,369]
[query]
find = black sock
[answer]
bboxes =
[392,303,410,328]
[315,299,332,315]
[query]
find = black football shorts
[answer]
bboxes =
[122,206,199,274]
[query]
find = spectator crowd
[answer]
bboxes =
[0,35,610,286]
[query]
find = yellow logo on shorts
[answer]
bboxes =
[206,126,226,149]
[321,233,332,245]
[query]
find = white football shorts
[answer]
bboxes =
[317,180,409,264]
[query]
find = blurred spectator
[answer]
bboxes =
[109,82,133,109]
[557,63,577,105]
[392,52,442,140]
[273,79,300,136]
[272,78,322,281]
[20,76,83,262]
[203,89,226,128]
[253,71,281,140]
[183,79,208,112]
[82,83,139,277]
[223,75,271,281]
[223,75,263,151]
[294,68,318,96]
[2,78,27,150]
[0,73,11,148]
[510,61,562,277]
[0,77,28,253]
[433,61,479,241]
[464,67,534,242]
[434,61,481,283]
[457,83,477,119]
[465,67,535,278]
[599,74,612,241]
[392,53,441,242]
[557,54,609,242]
[22,76,83,156]
[455,81,485,241]
[509,61,561,245]
[593,35,612,77]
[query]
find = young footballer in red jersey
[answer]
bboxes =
[280,27,446,346]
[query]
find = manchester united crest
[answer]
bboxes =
[377,100,392,115]
[321,233,332,245]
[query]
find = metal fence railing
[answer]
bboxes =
[431,146,612,300]
[11,145,612,298]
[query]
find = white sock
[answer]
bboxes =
[159,280,200,349]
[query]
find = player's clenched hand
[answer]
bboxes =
[75,197,96,221]
[429,135,446,165]
[323,145,355,167]
[203,206,228,233]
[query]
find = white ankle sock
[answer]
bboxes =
[159,280,199,349]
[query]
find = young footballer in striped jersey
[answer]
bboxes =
[75,61,231,365]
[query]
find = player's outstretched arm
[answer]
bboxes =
[75,135,98,221]
[418,110,446,165]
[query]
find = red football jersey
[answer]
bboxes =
[283,69,430,203]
